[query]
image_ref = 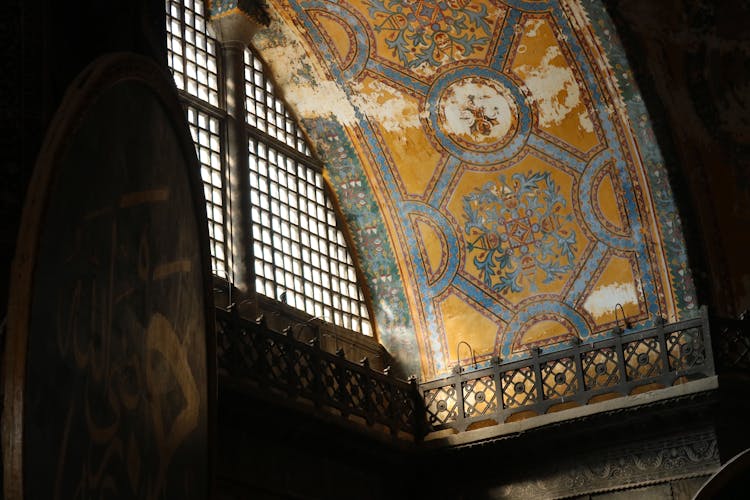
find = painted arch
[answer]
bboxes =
[248,0,696,379]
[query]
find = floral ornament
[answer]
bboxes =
[463,171,578,294]
[367,0,492,69]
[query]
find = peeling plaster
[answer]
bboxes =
[349,79,426,132]
[253,7,358,125]
[565,0,594,38]
[578,110,594,132]
[516,46,589,132]
[526,18,545,38]
[582,281,640,319]
[264,45,357,124]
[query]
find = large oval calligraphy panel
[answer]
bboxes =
[3,54,214,499]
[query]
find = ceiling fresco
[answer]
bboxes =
[249,0,697,379]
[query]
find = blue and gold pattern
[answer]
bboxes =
[252,0,697,379]
[366,0,494,68]
[463,171,578,295]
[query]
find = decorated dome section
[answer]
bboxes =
[250,0,696,380]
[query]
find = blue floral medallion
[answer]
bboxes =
[463,171,578,295]
[366,0,495,68]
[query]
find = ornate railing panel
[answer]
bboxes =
[420,307,715,432]
[217,305,727,438]
[216,308,424,437]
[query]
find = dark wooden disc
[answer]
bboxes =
[3,54,215,499]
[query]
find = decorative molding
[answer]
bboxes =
[492,429,720,499]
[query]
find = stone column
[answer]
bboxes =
[208,3,269,301]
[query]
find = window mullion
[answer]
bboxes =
[246,125,324,172]
[218,40,254,295]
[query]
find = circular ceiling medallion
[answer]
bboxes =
[427,66,530,165]
[437,76,519,152]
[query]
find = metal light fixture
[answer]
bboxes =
[612,303,631,335]
[454,340,477,373]
[283,314,325,341]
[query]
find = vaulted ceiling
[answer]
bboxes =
[249,0,696,379]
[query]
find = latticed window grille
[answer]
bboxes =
[244,51,310,155]
[166,0,219,106]
[165,0,373,336]
[186,106,227,278]
[248,138,372,335]
[167,0,227,279]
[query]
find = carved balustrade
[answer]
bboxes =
[420,307,715,432]
[214,305,750,438]
[215,307,424,438]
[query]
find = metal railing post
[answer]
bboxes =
[532,347,544,407]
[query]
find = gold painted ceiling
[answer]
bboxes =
[250,0,696,379]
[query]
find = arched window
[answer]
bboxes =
[166,0,225,277]
[165,0,373,336]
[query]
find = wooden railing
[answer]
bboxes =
[214,305,750,438]
[419,307,715,432]
[216,307,424,438]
